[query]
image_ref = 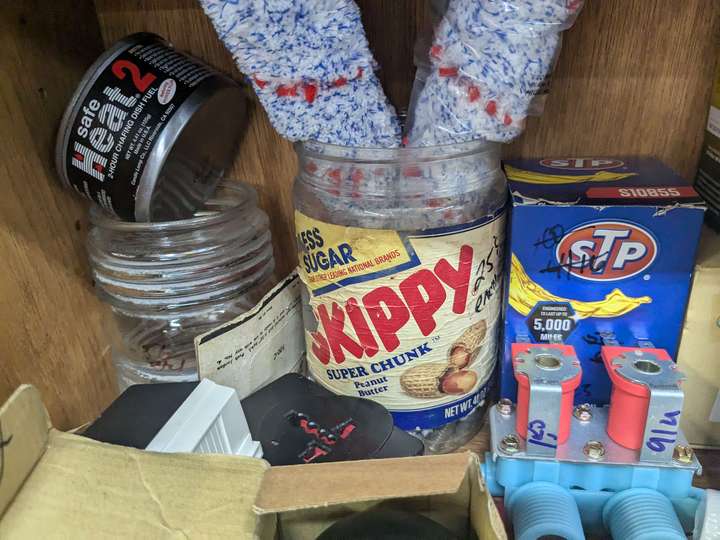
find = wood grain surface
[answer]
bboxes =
[0,1,117,429]
[1,0,719,436]
[94,0,720,280]
[505,0,720,178]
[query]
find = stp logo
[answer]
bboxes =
[556,221,657,281]
[540,158,624,170]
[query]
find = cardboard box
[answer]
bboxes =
[677,226,720,449]
[695,61,720,231]
[502,157,705,405]
[0,385,505,539]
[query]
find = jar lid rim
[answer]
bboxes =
[89,182,256,232]
[296,139,500,164]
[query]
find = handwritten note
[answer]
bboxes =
[527,419,558,449]
[645,410,680,452]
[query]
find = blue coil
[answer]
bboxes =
[603,488,685,540]
[507,481,585,540]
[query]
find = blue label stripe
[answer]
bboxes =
[390,380,492,430]
[404,208,505,238]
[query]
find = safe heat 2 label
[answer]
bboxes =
[295,209,506,430]
[56,33,246,222]
[59,35,214,220]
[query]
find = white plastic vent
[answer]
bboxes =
[146,379,262,458]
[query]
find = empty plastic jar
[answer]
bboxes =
[88,183,275,389]
[293,140,507,453]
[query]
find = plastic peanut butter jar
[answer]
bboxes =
[293,140,507,453]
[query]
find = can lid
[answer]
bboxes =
[132,79,247,221]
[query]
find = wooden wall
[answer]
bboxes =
[95,0,720,280]
[0,1,116,429]
[505,0,720,173]
[1,0,719,427]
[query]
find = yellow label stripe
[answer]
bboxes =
[509,254,652,319]
[505,165,638,185]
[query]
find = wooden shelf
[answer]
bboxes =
[1,1,719,436]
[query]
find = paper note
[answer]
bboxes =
[195,271,305,398]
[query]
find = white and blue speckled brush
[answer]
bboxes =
[200,0,401,147]
[407,0,584,146]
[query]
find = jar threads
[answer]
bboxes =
[88,182,275,388]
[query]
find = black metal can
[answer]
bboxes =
[56,33,247,221]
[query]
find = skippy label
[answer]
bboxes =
[295,209,506,430]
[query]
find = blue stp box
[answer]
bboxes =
[501,157,705,404]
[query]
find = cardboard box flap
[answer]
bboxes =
[254,452,474,514]
[0,385,51,517]
[0,387,506,539]
[696,226,720,268]
[677,226,720,448]
[0,386,271,539]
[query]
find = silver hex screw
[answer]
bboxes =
[583,440,606,461]
[496,398,513,416]
[499,434,521,455]
[573,403,593,422]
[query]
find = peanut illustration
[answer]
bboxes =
[447,320,487,369]
[400,362,451,399]
[400,320,487,399]
[449,345,471,370]
[441,370,478,395]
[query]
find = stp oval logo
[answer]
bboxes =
[540,158,625,170]
[556,221,657,281]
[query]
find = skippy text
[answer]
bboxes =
[310,242,487,365]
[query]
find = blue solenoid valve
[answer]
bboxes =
[482,343,710,540]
